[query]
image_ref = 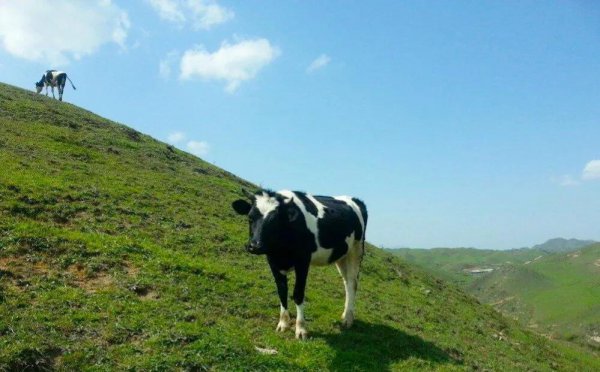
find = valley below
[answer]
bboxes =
[391,238,600,354]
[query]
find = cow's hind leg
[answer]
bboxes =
[335,240,363,328]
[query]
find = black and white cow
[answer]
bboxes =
[232,189,368,339]
[35,70,76,101]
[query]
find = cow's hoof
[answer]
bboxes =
[276,321,290,332]
[295,328,308,340]
[341,312,354,328]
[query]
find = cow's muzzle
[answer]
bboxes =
[246,241,264,255]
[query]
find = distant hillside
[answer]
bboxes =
[470,244,600,351]
[0,82,598,370]
[390,238,597,286]
[532,238,596,253]
[389,247,540,286]
[391,242,600,352]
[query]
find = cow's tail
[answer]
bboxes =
[67,76,77,90]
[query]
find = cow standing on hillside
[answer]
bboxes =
[232,189,368,340]
[35,70,76,101]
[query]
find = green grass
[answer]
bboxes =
[1,82,598,370]
[389,247,542,286]
[469,244,600,351]
[391,245,600,353]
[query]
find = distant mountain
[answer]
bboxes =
[531,238,596,253]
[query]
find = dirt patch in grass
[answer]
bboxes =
[123,261,140,277]
[67,264,113,293]
[0,256,50,279]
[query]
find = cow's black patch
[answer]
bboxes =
[352,198,369,226]
[55,73,67,87]
[294,191,318,217]
[45,70,55,82]
[312,196,364,263]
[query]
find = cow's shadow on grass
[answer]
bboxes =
[313,320,461,371]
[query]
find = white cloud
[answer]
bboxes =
[0,0,130,65]
[582,160,600,180]
[148,0,186,25]
[188,0,235,30]
[306,54,331,74]
[187,140,210,156]
[180,38,280,93]
[159,50,180,79]
[167,131,186,144]
[147,0,233,30]
[558,175,580,187]
[167,132,209,156]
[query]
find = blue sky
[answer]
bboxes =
[1,1,599,249]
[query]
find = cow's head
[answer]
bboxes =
[35,82,43,93]
[232,189,300,255]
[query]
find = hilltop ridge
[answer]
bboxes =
[0,82,597,370]
[531,238,596,253]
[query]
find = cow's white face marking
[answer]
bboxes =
[255,192,279,217]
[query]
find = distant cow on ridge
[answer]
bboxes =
[232,189,368,339]
[35,70,76,101]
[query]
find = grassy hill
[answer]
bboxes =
[388,247,542,287]
[390,238,597,287]
[391,243,600,352]
[469,244,600,351]
[0,82,598,370]
[531,238,597,254]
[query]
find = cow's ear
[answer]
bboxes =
[232,199,252,215]
[287,207,299,222]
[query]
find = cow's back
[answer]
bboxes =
[286,192,365,265]
[45,70,65,85]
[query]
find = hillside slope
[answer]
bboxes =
[389,247,542,287]
[469,244,600,350]
[532,238,597,254]
[390,244,600,352]
[0,82,597,370]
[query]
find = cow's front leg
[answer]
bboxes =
[45,86,48,96]
[293,262,310,340]
[51,86,55,99]
[268,257,290,332]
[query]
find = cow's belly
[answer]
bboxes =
[310,246,335,266]
[310,245,350,266]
